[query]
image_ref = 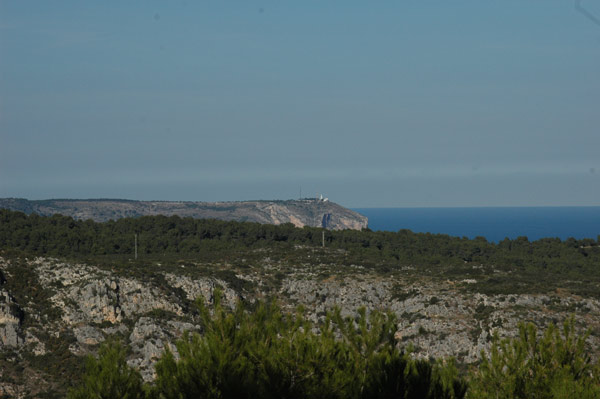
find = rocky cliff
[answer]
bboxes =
[0,198,368,230]
[1,251,599,397]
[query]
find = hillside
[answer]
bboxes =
[2,250,600,397]
[0,198,368,230]
[1,211,600,397]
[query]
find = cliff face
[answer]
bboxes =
[0,198,368,230]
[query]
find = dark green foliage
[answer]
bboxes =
[67,339,145,399]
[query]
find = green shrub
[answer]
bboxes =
[67,339,145,399]
[468,317,600,398]
[151,290,466,399]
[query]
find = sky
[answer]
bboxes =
[1,0,599,208]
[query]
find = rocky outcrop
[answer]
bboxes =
[5,257,245,384]
[0,289,22,348]
[0,198,369,230]
[127,317,198,381]
[1,254,599,396]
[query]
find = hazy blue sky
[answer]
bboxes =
[1,1,599,207]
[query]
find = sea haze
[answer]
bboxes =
[353,207,600,243]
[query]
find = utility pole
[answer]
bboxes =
[134,233,138,260]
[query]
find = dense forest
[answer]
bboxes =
[1,209,598,264]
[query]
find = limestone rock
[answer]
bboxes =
[73,326,104,346]
[0,289,22,348]
[3,254,600,394]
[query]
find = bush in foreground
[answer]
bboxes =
[67,339,145,399]
[468,317,600,398]
[152,291,466,399]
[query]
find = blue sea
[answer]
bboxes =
[352,207,600,243]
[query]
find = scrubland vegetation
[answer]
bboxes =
[2,209,599,297]
[2,209,600,398]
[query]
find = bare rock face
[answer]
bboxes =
[249,200,368,230]
[0,198,368,230]
[73,326,104,346]
[0,289,22,348]
[164,273,239,307]
[128,317,199,381]
[281,275,600,364]
[35,259,185,327]
[128,317,174,381]
[1,256,245,386]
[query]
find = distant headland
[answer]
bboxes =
[0,198,368,230]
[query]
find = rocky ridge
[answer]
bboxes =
[1,253,599,397]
